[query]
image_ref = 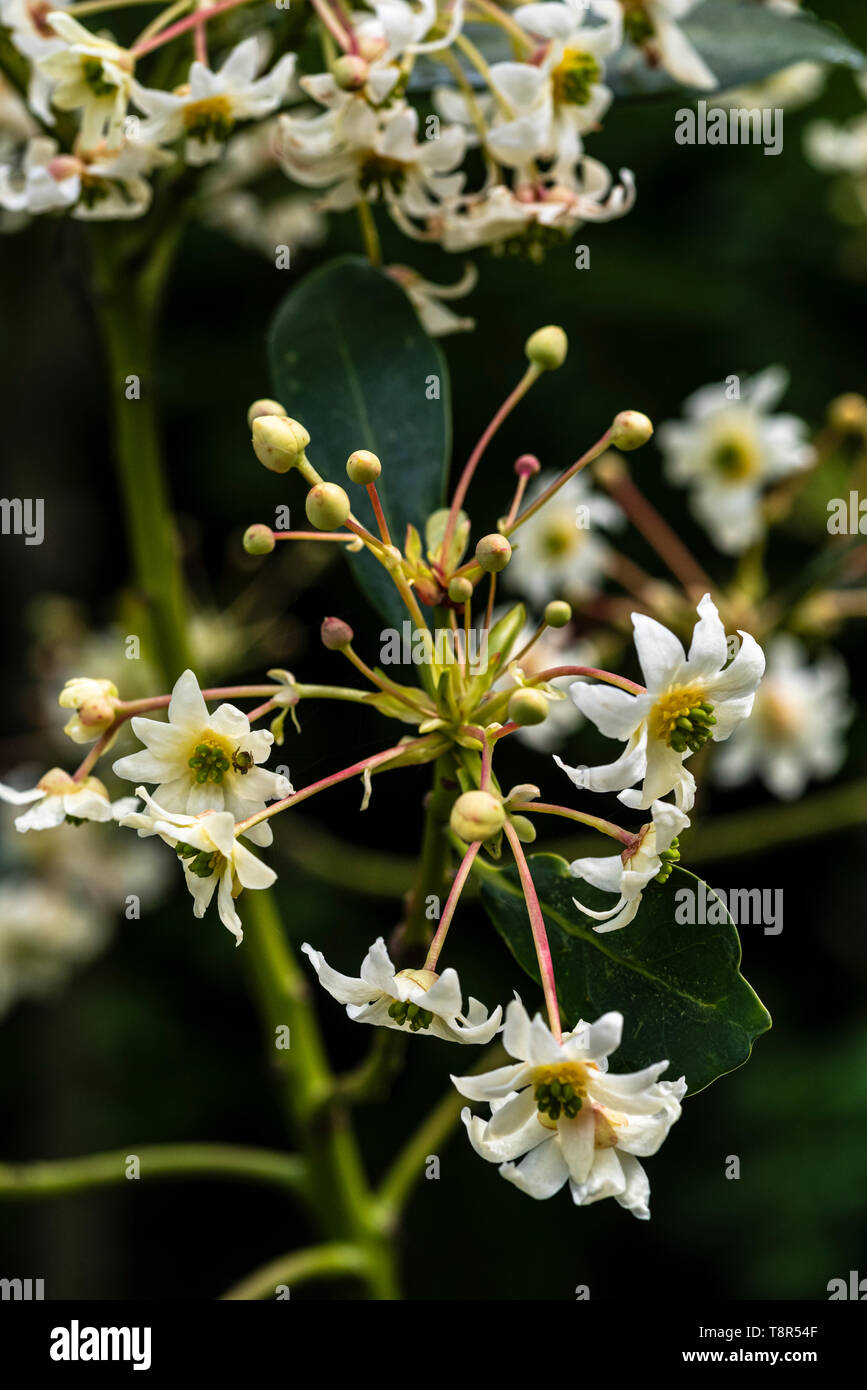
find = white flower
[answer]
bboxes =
[0,136,80,214]
[0,767,137,832]
[713,634,852,800]
[569,797,689,932]
[556,593,765,810]
[58,676,118,741]
[355,0,466,61]
[484,0,621,174]
[620,0,716,91]
[112,669,292,847]
[71,137,173,219]
[657,367,816,554]
[278,97,465,218]
[37,13,134,149]
[505,468,623,606]
[302,936,503,1042]
[805,112,867,178]
[386,261,477,335]
[453,1000,685,1215]
[120,790,276,944]
[132,38,296,166]
[0,879,107,1018]
[0,0,72,125]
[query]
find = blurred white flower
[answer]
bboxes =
[38,13,134,149]
[505,469,623,607]
[497,619,597,752]
[713,634,852,799]
[1,0,72,124]
[453,999,686,1215]
[0,879,107,1018]
[657,368,816,554]
[569,797,689,932]
[620,0,716,90]
[0,767,137,832]
[386,262,477,334]
[302,936,503,1042]
[0,135,79,213]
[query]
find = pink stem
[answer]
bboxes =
[367,483,392,546]
[424,840,480,970]
[131,0,251,56]
[504,821,562,1042]
[509,801,636,847]
[530,665,646,695]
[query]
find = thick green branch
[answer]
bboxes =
[221,1241,369,1301]
[0,1144,309,1200]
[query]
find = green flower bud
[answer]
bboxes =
[321,616,354,650]
[544,600,572,629]
[525,325,568,371]
[448,576,474,603]
[450,790,505,843]
[508,688,549,727]
[253,415,311,474]
[247,398,287,428]
[305,482,351,530]
[331,54,369,90]
[243,524,275,556]
[346,449,382,484]
[509,813,537,843]
[475,533,512,574]
[610,410,653,451]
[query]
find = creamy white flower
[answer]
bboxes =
[556,593,765,810]
[485,0,621,174]
[204,188,327,258]
[0,767,137,832]
[112,668,292,848]
[38,13,134,148]
[72,137,173,219]
[453,1000,685,1215]
[278,97,465,217]
[386,261,477,334]
[620,0,716,90]
[505,468,623,606]
[713,634,851,800]
[805,112,867,178]
[0,879,107,1017]
[132,38,296,166]
[0,136,79,213]
[657,367,816,554]
[723,61,826,114]
[302,936,503,1042]
[0,0,72,125]
[120,789,276,944]
[570,797,689,932]
[354,0,466,61]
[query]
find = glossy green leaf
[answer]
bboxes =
[268,256,451,627]
[481,855,770,1093]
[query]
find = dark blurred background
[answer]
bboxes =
[0,0,865,1300]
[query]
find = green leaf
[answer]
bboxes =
[608,1,865,99]
[480,856,770,1093]
[268,256,451,627]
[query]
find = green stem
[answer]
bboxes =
[0,1144,309,1200]
[222,1242,369,1301]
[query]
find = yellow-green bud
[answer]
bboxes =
[243,524,275,556]
[448,577,473,603]
[508,688,549,727]
[544,600,572,628]
[247,398,287,428]
[450,790,506,843]
[321,616,354,650]
[346,449,381,484]
[611,410,653,451]
[475,533,512,573]
[306,482,351,530]
[509,814,537,844]
[828,392,867,435]
[332,54,369,90]
[525,325,567,371]
[253,415,311,473]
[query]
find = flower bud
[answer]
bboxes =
[346,448,381,484]
[544,599,572,628]
[247,397,287,428]
[332,54,370,90]
[450,790,506,843]
[515,453,541,478]
[448,576,474,603]
[611,410,653,451]
[358,33,387,62]
[320,616,354,650]
[253,415,310,473]
[508,813,537,844]
[58,677,119,743]
[828,392,867,436]
[395,967,438,991]
[525,325,567,371]
[38,767,79,796]
[243,524,275,555]
[49,154,81,180]
[305,482,351,530]
[508,688,549,727]
[475,533,512,573]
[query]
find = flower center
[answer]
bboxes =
[622,2,654,45]
[651,688,716,752]
[533,1062,588,1123]
[387,999,434,1030]
[541,519,577,557]
[710,432,760,482]
[81,57,118,99]
[175,841,221,877]
[183,95,235,142]
[358,152,408,196]
[551,48,601,107]
[187,734,234,784]
[654,835,681,883]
